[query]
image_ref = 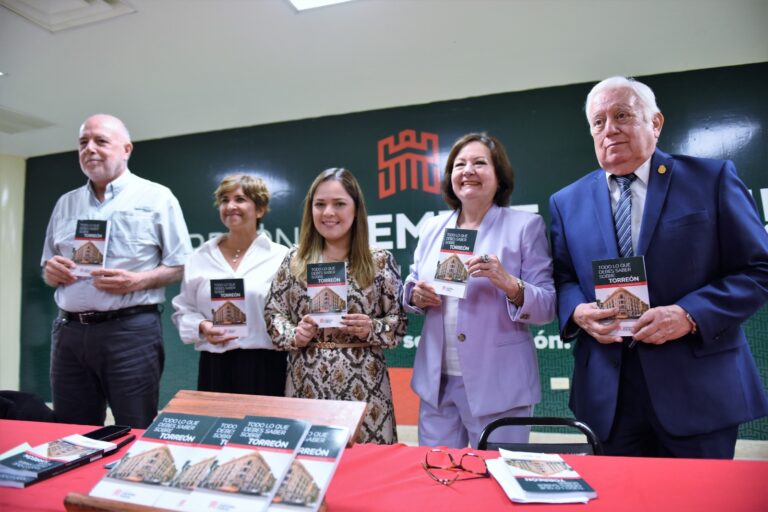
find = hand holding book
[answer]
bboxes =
[339,313,372,339]
[628,304,693,345]
[410,281,442,309]
[91,268,140,294]
[199,320,238,345]
[572,302,623,344]
[43,255,78,287]
[295,315,319,347]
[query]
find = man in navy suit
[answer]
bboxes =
[549,76,768,458]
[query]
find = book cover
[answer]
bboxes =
[155,417,243,511]
[487,449,597,504]
[0,434,116,488]
[88,412,218,508]
[592,256,650,337]
[431,228,477,298]
[190,415,310,512]
[270,425,350,511]
[307,262,347,328]
[210,278,249,338]
[71,219,110,277]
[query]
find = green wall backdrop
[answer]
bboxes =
[21,63,768,438]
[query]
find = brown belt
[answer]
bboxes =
[311,342,373,349]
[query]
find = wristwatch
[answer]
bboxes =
[506,278,525,305]
[516,278,526,297]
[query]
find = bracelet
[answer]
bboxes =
[506,278,525,306]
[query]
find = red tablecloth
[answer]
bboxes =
[1,419,766,511]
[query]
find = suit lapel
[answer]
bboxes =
[590,171,619,258]
[637,149,674,256]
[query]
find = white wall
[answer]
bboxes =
[0,154,25,390]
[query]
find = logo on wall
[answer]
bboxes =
[377,129,441,199]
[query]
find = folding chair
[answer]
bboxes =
[477,416,602,455]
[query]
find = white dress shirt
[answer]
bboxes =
[41,170,192,312]
[172,233,288,352]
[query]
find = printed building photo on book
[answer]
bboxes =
[155,418,243,511]
[592,256,649,337]
[186,415,310,512]
[487,449,596,504]
[210,278,249,338]
[271,425,349,512]
[71,219,110,277]
[307,262,347,328]
[88,412,219,508]
[431,228,476,298]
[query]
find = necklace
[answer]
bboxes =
[221,236,252,265]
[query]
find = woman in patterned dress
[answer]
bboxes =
[264,168,407,444]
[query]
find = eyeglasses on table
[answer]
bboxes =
[421,448,489,486]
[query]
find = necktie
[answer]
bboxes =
[613,174,637,258]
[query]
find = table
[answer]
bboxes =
[1,420,766,511]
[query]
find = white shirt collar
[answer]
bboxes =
[604,158,651,186]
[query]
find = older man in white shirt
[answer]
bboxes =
[41,114,192,428]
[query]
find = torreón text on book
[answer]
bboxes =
[604,276,641,284]
[247,439,290,449]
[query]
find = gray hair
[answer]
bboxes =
[585,76,660,123]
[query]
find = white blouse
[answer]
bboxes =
[172,233,288,352]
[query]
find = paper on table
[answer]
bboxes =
[0,443,31,461]
[487,450,596,504]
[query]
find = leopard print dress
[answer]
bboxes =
[264,247,407,444]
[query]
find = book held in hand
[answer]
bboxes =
[431,228,477,298]
[307,262,347,328]
[487,449,597,504]
[71,219,110,277]
[0,433,118,488]
[592,256,650,337]
[270,425,349,511]
[210,278,249,338]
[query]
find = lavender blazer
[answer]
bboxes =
[403,205,556,417]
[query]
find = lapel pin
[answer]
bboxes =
[657,164,667,174]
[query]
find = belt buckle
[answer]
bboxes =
[78,312,96,325]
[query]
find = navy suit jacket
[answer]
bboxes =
[549,149,768,439]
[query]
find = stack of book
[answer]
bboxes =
[0,433,120,488]
[88,412,349,512]
[487,448,597,504]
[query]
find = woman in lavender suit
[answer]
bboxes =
[404,133,556,448]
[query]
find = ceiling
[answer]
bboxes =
[0,0,766,158]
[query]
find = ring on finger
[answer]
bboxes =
[481,254,490,263]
